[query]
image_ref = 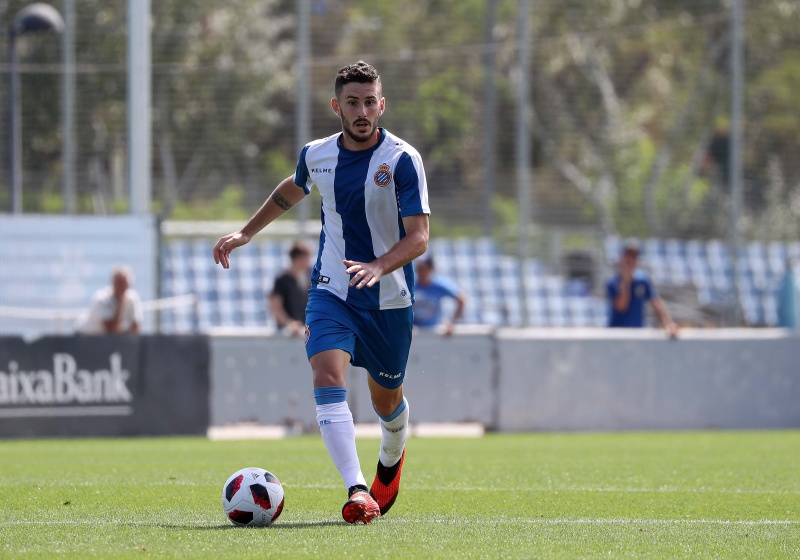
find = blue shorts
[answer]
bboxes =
[304,289,413,389]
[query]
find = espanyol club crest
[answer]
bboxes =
[374,163,392,187]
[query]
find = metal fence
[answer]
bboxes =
[0,1,799,330]
[0,1,797,236]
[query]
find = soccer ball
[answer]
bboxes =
[221,467,285,527]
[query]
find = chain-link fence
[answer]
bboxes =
[0,0,798,330]
[1,1,798,235]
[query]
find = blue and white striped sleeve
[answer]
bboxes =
[394,151,430,217]
[293,145,312,194]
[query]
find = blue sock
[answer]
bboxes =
[314,386,347,406]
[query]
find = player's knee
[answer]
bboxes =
[313,369,346,388]
[370,389,404,418]
[309,349,349,388]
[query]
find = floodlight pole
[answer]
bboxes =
[728,0,744,326]
[61,0,76,213]
[127,0,152,215]
[0,2,6,201]
[7,3,64,214]
[516,0,532,327]
[295,0,311,238]
[482,0,498,238]
[8,26,21,213]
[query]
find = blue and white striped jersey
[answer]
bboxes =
[294,128,430,310]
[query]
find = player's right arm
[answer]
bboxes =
[213,175,306,269]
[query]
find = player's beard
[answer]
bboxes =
[340,114,378,145]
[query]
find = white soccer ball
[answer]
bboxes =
[221,467,285,527]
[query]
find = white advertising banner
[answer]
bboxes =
[0,214,157,336]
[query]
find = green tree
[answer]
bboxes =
[2,0,799,244]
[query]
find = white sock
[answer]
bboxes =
[378,398,409,467]
[316,401,367,491]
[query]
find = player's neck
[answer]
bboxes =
[339,128,381,152]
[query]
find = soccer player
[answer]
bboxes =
[213,61,430,524]
[606,241,679,337]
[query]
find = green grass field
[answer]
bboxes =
[1,431,798,559]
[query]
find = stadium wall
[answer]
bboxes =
[209,332,496,429]
[495,329,800,431]
[210,329,800,432]
[0,334,209,438]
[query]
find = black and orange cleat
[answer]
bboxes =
[369,450,405,515]
[342,485,381,524]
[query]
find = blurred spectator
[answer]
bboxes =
[413,255,465,336]
[76,266,142,334]
[269,241,311,336]
[606,241,679,338]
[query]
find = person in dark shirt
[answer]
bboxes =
[607,241,679,338]
[269,241,311,336]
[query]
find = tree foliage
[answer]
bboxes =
[1,0,798,241]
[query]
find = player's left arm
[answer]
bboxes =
[345,213,429,290]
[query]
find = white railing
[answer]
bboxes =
[0,294,198,336]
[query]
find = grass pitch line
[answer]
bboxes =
[388,518,800,526]
[428,485,800,495]
[285,482,799,495]
[12,480,795,495]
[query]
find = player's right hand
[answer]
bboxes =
[213,231,250,269]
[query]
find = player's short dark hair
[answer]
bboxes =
[334,60,381,99]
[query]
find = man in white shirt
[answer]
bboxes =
[77,266,143,334]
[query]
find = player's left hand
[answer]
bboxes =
[343,260,383,289]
